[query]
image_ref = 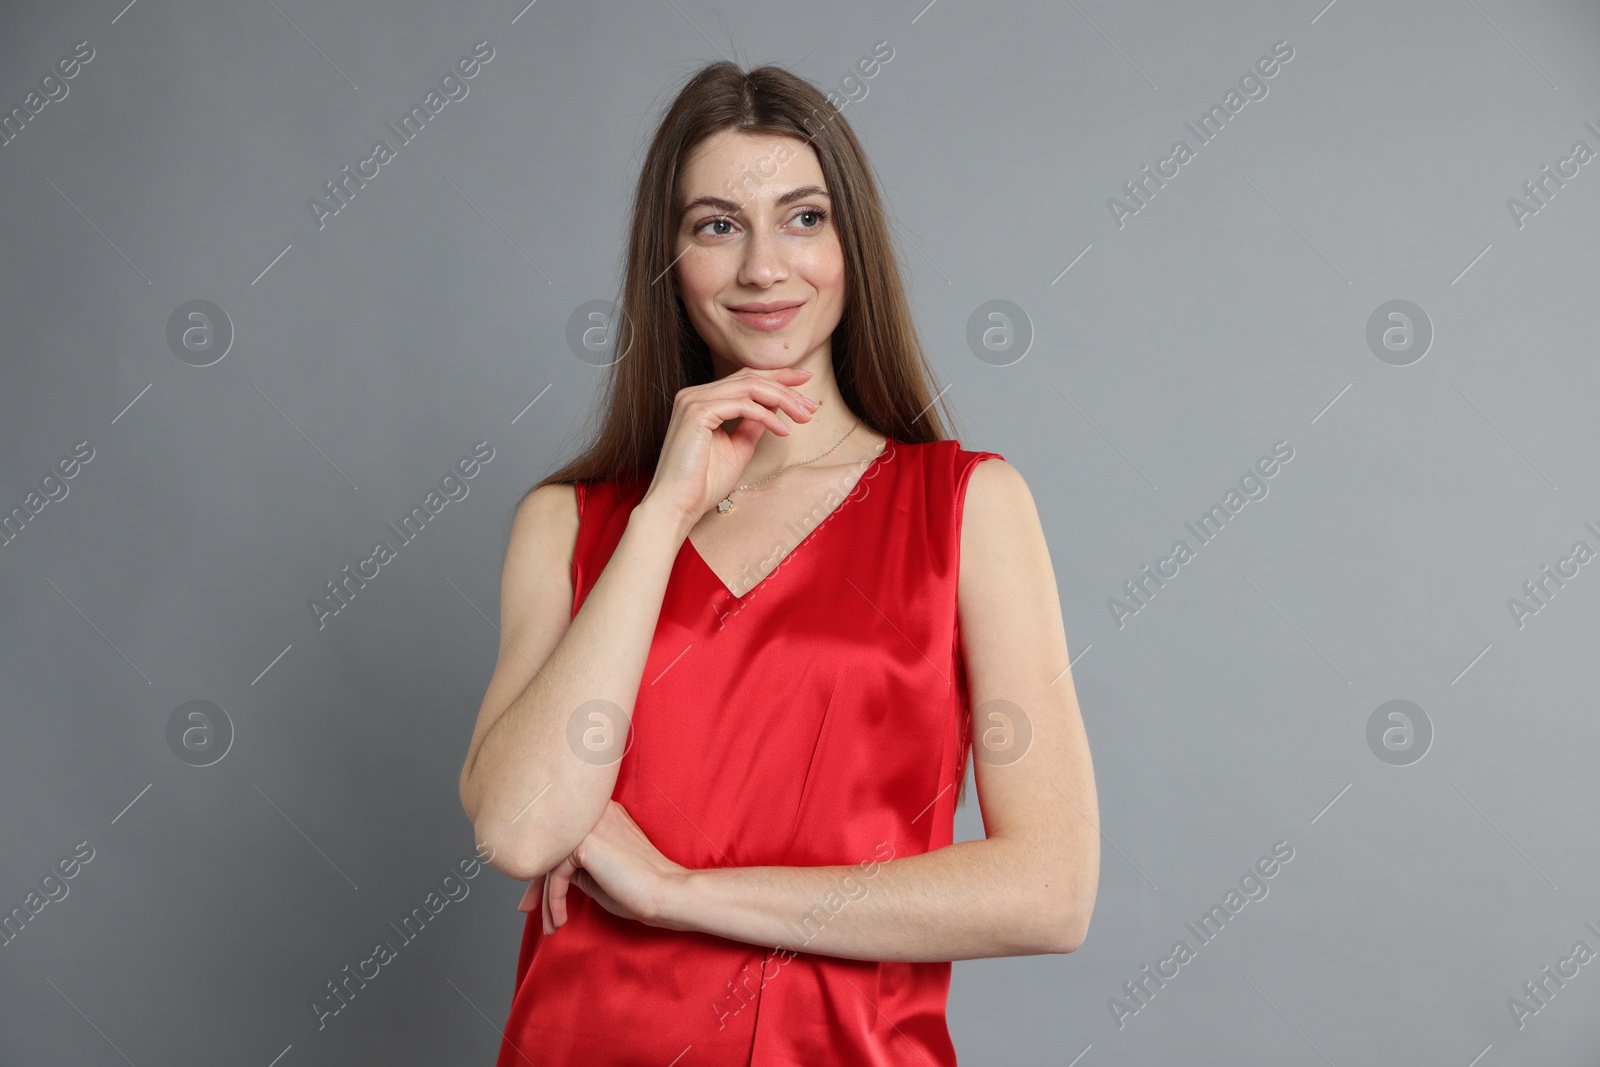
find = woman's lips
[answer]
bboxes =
[729,304,802,330]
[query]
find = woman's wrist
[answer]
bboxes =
[648,865,701,931]
[631,492,698,544]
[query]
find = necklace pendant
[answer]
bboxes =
[717,497,734,514]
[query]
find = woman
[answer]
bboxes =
[458,60,1098,1065]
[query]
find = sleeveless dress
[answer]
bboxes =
[494,437,1004,1067]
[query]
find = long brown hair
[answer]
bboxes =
[522,61,977,806]
[525,60,959,498]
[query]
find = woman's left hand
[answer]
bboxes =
[542,800,689,934]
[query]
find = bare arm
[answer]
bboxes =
[459,483,692,882]
[659,840,1068,961]
[460,368,821,883]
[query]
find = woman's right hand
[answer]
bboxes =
[639,366,821,535]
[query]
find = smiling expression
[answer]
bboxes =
[672,129,846,373]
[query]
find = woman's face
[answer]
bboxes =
[672,130,845,376]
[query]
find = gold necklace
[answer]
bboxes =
[717,422,861,514]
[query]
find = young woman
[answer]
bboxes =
[458,60,1098,1065]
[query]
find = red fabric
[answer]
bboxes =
[495,438,1004,1066]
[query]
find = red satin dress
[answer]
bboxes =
[494,437,1004,1066]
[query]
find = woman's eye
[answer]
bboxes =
[694,209,827,237]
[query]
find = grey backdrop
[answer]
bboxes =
[3,0,1599,1063]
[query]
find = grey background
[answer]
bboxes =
[3,0,1598,1063]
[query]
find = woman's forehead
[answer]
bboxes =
[680,129,821,185]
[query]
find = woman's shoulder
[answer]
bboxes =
[896,439,1026,521]
[949,444,1032,536]
[558,468,651,517]
[882,439,1018,524]
[892,437,1009,475]
[515,480,579,529]
[512,469,641,549]
[892,436,1003,454]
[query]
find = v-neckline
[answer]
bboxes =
[682,438,896,602]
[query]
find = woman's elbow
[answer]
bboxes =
[1051,909,1092,954]
[473,818,550,882]
[1038,885,1096,954]
[474,801,600,882]
[1035,910,1090,955]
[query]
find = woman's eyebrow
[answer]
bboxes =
[680,184,831,217]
